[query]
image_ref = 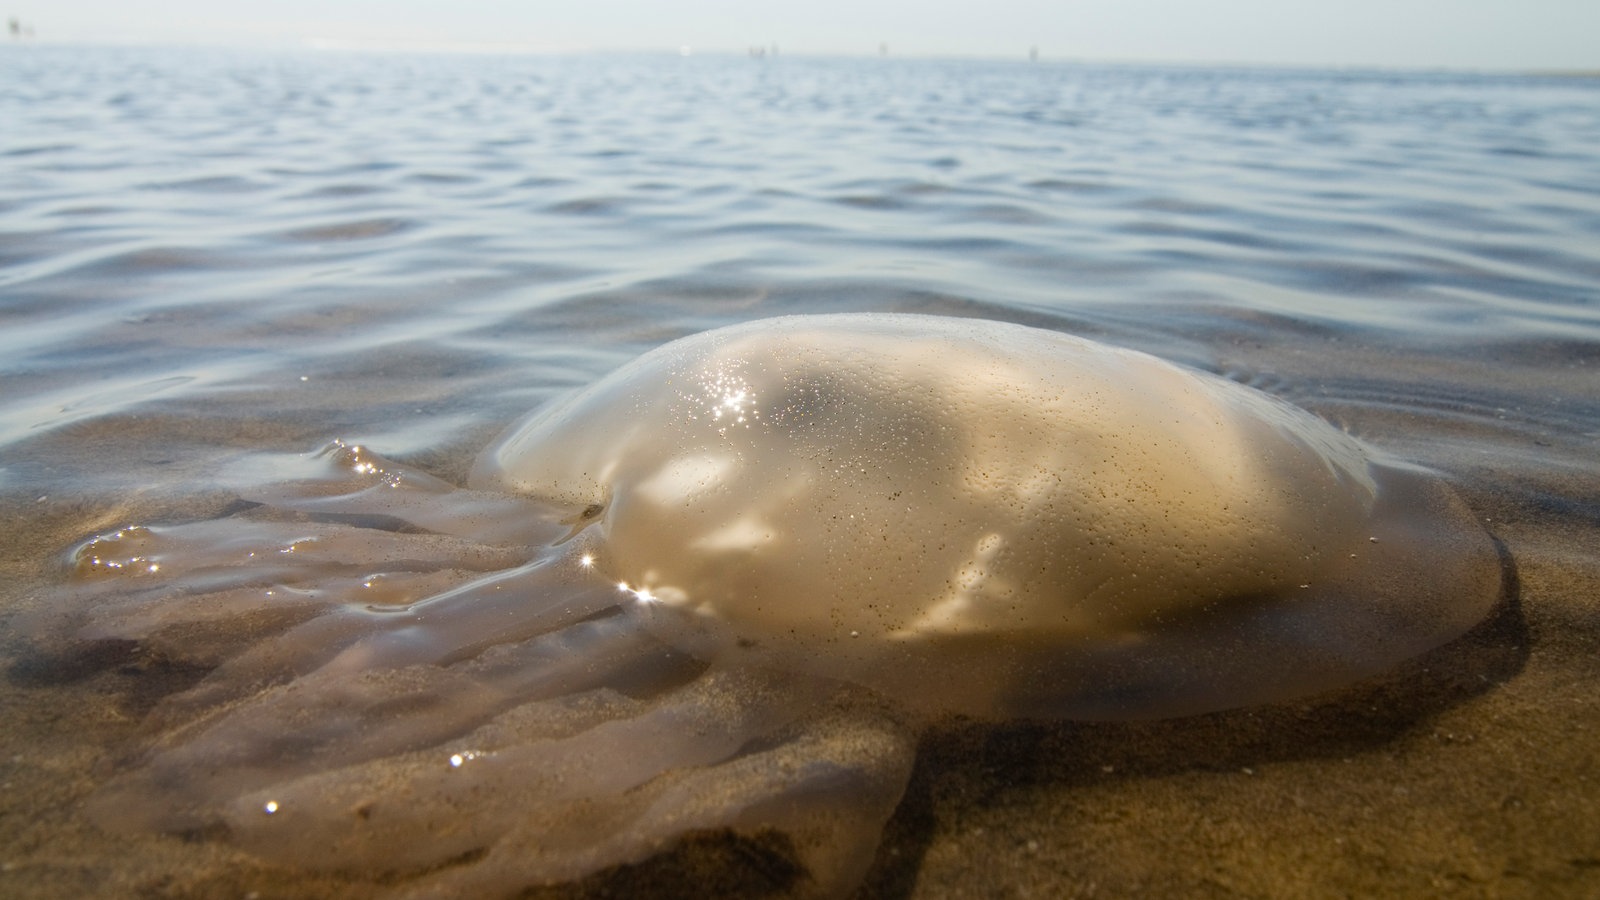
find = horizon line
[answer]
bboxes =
[4,34,1596,77]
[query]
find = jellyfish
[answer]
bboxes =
[46,314,1502,898]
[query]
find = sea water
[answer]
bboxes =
[2,45,1598,898]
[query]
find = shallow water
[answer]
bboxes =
[2,46,1599,898]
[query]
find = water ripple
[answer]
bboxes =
[0,48,1595,472]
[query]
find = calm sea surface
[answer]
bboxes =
[2,45,1599,898]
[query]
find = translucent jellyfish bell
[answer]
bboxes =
[473,314,1503,720]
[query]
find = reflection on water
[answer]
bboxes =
[1,45,1598,899]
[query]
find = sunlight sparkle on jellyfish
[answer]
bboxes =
[42,314,1503,898]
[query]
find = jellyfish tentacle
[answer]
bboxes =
[152,556,621,725]
[92,603,691,835]
[30,519,531,694]
[241,440,573,547]
[69,519,526,594]
[211,666,843,880]
[396,693,918,900]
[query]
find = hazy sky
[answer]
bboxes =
[10,0,1598,70]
